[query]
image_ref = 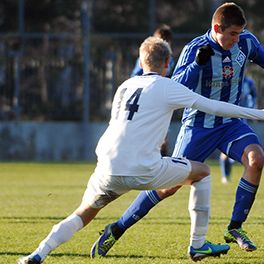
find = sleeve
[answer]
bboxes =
[247,32,264,68]
[251,45,264,68]
[192,94,264,120]
[171,44,201,88]
[166,81,201,109]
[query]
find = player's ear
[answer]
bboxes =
[164,57,169,68]
[139,59,143,69]
[213,24,221,33]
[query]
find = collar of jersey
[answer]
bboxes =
[206,29,227,53]
[142,72,159,76]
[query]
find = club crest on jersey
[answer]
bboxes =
[236,50,246,67]
[222,65,234,79]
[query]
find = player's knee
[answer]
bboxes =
[196,165,210,183]
[196,163,210,180]
[243,145,264,170]
[188,161,210,183]
[247,150,264,171]
[201,163,210,177]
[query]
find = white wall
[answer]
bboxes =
[0,121,263,161]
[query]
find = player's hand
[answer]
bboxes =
[195,44,214,65]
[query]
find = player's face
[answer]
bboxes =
[214,25,244,50]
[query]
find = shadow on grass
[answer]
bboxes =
[1,251,263,263]
[0,251,88,257]
[0,251,176,260]
[1,215,264,226]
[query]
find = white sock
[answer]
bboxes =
[188,175,211,249]
[30,214,83,261]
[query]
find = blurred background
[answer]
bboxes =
[0,0,264,161]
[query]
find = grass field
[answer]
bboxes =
[0,161,263,264]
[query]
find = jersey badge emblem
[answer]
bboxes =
[222,65,234,79]
[236,50,246,67]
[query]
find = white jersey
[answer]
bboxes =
[95,73,199,176]
[95,73,264,177]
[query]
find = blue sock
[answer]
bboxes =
[220,157,231,178]
[230,178,258,228]
[116,190,161,230]
[224,158,232,177]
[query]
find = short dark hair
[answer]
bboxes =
[153,24,173,44]
[212,2,246,30]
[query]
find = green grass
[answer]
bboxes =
[0,161,263,264]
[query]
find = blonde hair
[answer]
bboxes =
[139,36,171,69]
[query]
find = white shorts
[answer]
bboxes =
[82,157,191,208]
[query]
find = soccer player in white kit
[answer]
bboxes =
[18,36,264,264]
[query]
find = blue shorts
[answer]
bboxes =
[172,119,261,163]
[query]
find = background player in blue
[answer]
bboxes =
[91,2,264,257]
[220,75,257,183]
[131,24,175,78]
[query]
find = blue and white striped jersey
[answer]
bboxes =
[172,29,264,128]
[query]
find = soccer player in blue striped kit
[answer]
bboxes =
[91,2,264,259]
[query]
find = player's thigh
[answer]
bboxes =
[144,157,192,189]
[81,172,128,209]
